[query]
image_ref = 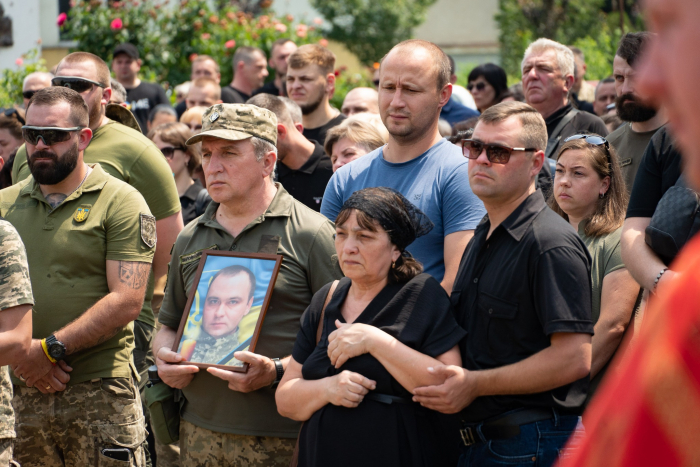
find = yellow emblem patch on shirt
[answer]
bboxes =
[73,205,91,223]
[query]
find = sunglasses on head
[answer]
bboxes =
[462,139,536,164]
[22,90,37,100]
[1,108,25,125]
[51,76,105,93]
[563,134,612,165]
[467,82,487,92]
[160,146,185,159]
[21,126,82,146]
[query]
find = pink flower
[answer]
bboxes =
[225,39,236,49]
[201,33,211,40]
[296,24,308,38]
[313,17,323,25]
[189,53,198,62]
[274,23,287,33]
[56,12,68,26]
[110,18,123,30]
[319,38,328,47]
[15,58,23,66]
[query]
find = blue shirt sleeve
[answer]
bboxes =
[441,161,486,235]
[320,169,344,222]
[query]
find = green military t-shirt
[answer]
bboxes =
[0,164,155,386]
[0,220,34,439]
[578,223,626,398]
[608,123,660,197]
[12,121,181,327]
[159,184,342,437]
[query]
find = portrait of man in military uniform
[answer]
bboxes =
[176,254,280,369]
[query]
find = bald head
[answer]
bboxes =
[23,72,54,107]
[381,40,451,91]
[341,87,379,116]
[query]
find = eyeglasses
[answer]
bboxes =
[51,76,105,93]
[462,139,536,164]
[160,146,185,159]
[1,108,25,125]
[22,90,37,100]
[563,134,612,165]
[21,126,82,146]
[467,82,487,92]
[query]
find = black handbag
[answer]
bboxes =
[645,176,700,265]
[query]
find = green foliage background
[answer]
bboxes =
[0,49,49,108]
[310,0,437,66]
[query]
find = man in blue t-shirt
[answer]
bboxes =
[322,40,485,293]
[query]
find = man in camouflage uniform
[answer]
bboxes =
[153,104,342,466]
[0,220,33,466]
[1,87,155,466]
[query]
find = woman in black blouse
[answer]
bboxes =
[276,187,465,467]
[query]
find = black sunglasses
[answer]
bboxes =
[372,79,380,87]
[467,82,487,92]
[462,139,536,164]
[51,76,105,93]
[22,126,82,146]
[160,146,185,159]
[1,108,25,125]
[22,90,37,100]
[564,134,612,165]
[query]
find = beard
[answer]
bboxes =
[616,93,658,122]
[27,143,80,185]
[299,89,325,115]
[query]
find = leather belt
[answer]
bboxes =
[460,408,555,446]
[364,393,414,405]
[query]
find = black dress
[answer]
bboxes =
[291,274,466,467]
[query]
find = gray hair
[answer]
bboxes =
[250,136,277,181]
[279,96,302,124]
[522,38,575,78]
[110,78,127,103]
[23,71,53,89]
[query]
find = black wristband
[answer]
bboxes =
[270,358,284,389]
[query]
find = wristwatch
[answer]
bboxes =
[270,358,284,389]
[44,335,67,362]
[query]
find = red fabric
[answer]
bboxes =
[557,234,700,467]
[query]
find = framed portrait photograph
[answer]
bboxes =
[172,250,282,372]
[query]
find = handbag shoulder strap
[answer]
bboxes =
[316,280,339,344]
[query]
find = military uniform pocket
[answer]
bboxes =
[94,417,147,466]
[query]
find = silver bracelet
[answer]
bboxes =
[652,267,669,293]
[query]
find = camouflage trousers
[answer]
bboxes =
[12,378,147,467]
[1,438,20,467]
[179,420,295,467]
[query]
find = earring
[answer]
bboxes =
[392,261,396,269]
[599,193,605,199]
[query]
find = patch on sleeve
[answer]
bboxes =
[140,213,157,248]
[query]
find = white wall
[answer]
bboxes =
[0,0,43,71]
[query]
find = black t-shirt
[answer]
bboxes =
[276,141,332,212]
[221,85,249,104]
[125,81,170,133]
[626,126,682,218]
[292,274,466,467]
[303,113,346,146]
[451,190,594,422]
[252,81,280,96]
[179,180,211,225]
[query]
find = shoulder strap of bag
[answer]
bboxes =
[316,280,339,344]
[545,108,579,159]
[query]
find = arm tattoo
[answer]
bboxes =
[45,193,68,208]
[119,261,151,289]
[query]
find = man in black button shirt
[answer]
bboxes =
[222,47,268,104]
[413,101,593,467]
[247,93,332,212]
[287,44,346,145]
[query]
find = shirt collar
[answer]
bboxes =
[198,182,294,229]
[545,103,573,126]
[498,190,547,242]
[20,163,110,204]
[277,141,325,176]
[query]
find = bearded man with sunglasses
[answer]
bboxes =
[413,101,594,467]
[0,87,154,466]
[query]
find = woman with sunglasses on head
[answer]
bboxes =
[549,134,641,402]
[467,63,509,113]
[147,122,210,225]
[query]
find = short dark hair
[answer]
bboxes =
[232,46,265,72]
[56,52,111,88]
[271,38,295,55]
[447,55,456,76]
[616,32,654,68]
[246,94,292,126]
[209,265,256,300]
[468,63,509,101]
[26,87,89,128]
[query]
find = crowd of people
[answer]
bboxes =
[0,0,698,464]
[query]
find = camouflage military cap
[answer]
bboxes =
[186,104,277,147]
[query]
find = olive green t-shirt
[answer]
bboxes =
[578,223,625,397]
[13,121,181,327]
[608,123,661,197]
[0,219,34,439]
[0,164,155,385]
[159,184,342,437]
